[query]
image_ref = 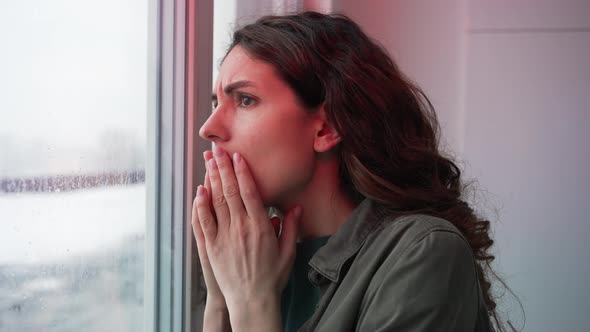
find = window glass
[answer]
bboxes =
[0,1,147,331]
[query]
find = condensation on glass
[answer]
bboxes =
[0,1,147,331]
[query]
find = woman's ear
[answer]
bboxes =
[313,107,341,153]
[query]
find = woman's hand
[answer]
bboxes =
[195,146,301,331]
[192,151,231,331]
[192,152,225,304]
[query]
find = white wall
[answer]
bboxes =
[336,0,590,331]
[464,1,590,330]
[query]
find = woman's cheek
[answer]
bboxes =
[246,158,274,204]
[253,157,291,206]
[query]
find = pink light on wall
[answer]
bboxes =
[303,0,333,13]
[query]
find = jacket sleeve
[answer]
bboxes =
[356,230,481,332]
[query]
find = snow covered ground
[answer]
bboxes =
[0,185,145,332]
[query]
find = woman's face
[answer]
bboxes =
[199,46,321,208]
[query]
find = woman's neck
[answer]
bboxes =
[281,159,357,240]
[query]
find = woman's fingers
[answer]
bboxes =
[197,152,213,250]
[196,149,295,308]
[203,150,213,192]
[203,151,214,211]
[196,185,218,241]
[192,196,213,274]
[232,152,267,220]
[213,146,246,219]
[191,195,207,257]
[207,155,230,232]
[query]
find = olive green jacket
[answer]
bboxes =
[298,199,492,331]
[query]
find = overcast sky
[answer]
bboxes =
[0,0,147,176]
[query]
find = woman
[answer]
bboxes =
[192,11,508,332]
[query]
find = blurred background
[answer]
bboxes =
[0,0,588,331]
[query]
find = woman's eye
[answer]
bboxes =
[239,95,255,108]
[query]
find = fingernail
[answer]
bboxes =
[203,150,212,161]
[197,185,204,197]
[233,152,241,164]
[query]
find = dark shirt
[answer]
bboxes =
[281,235,331,332]
[297,199,492,331]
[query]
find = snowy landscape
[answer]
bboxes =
[0,185,145,332]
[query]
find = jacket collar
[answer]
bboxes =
[308,198,391,282]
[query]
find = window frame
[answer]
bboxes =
[146,0,213,331]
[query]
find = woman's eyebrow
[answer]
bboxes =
[212,80,256,101]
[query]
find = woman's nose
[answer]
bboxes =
[199,109,227,142]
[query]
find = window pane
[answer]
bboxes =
[0,1,147,332]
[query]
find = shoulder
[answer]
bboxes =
[366,212,472,259]
[357,212,479,301]
[354,213,482,331]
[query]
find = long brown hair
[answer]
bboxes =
[228,11,519,331]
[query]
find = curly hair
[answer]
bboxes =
[227,11,518,331]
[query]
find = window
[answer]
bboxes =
[0,1,148,331]
[0,0,255,331]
